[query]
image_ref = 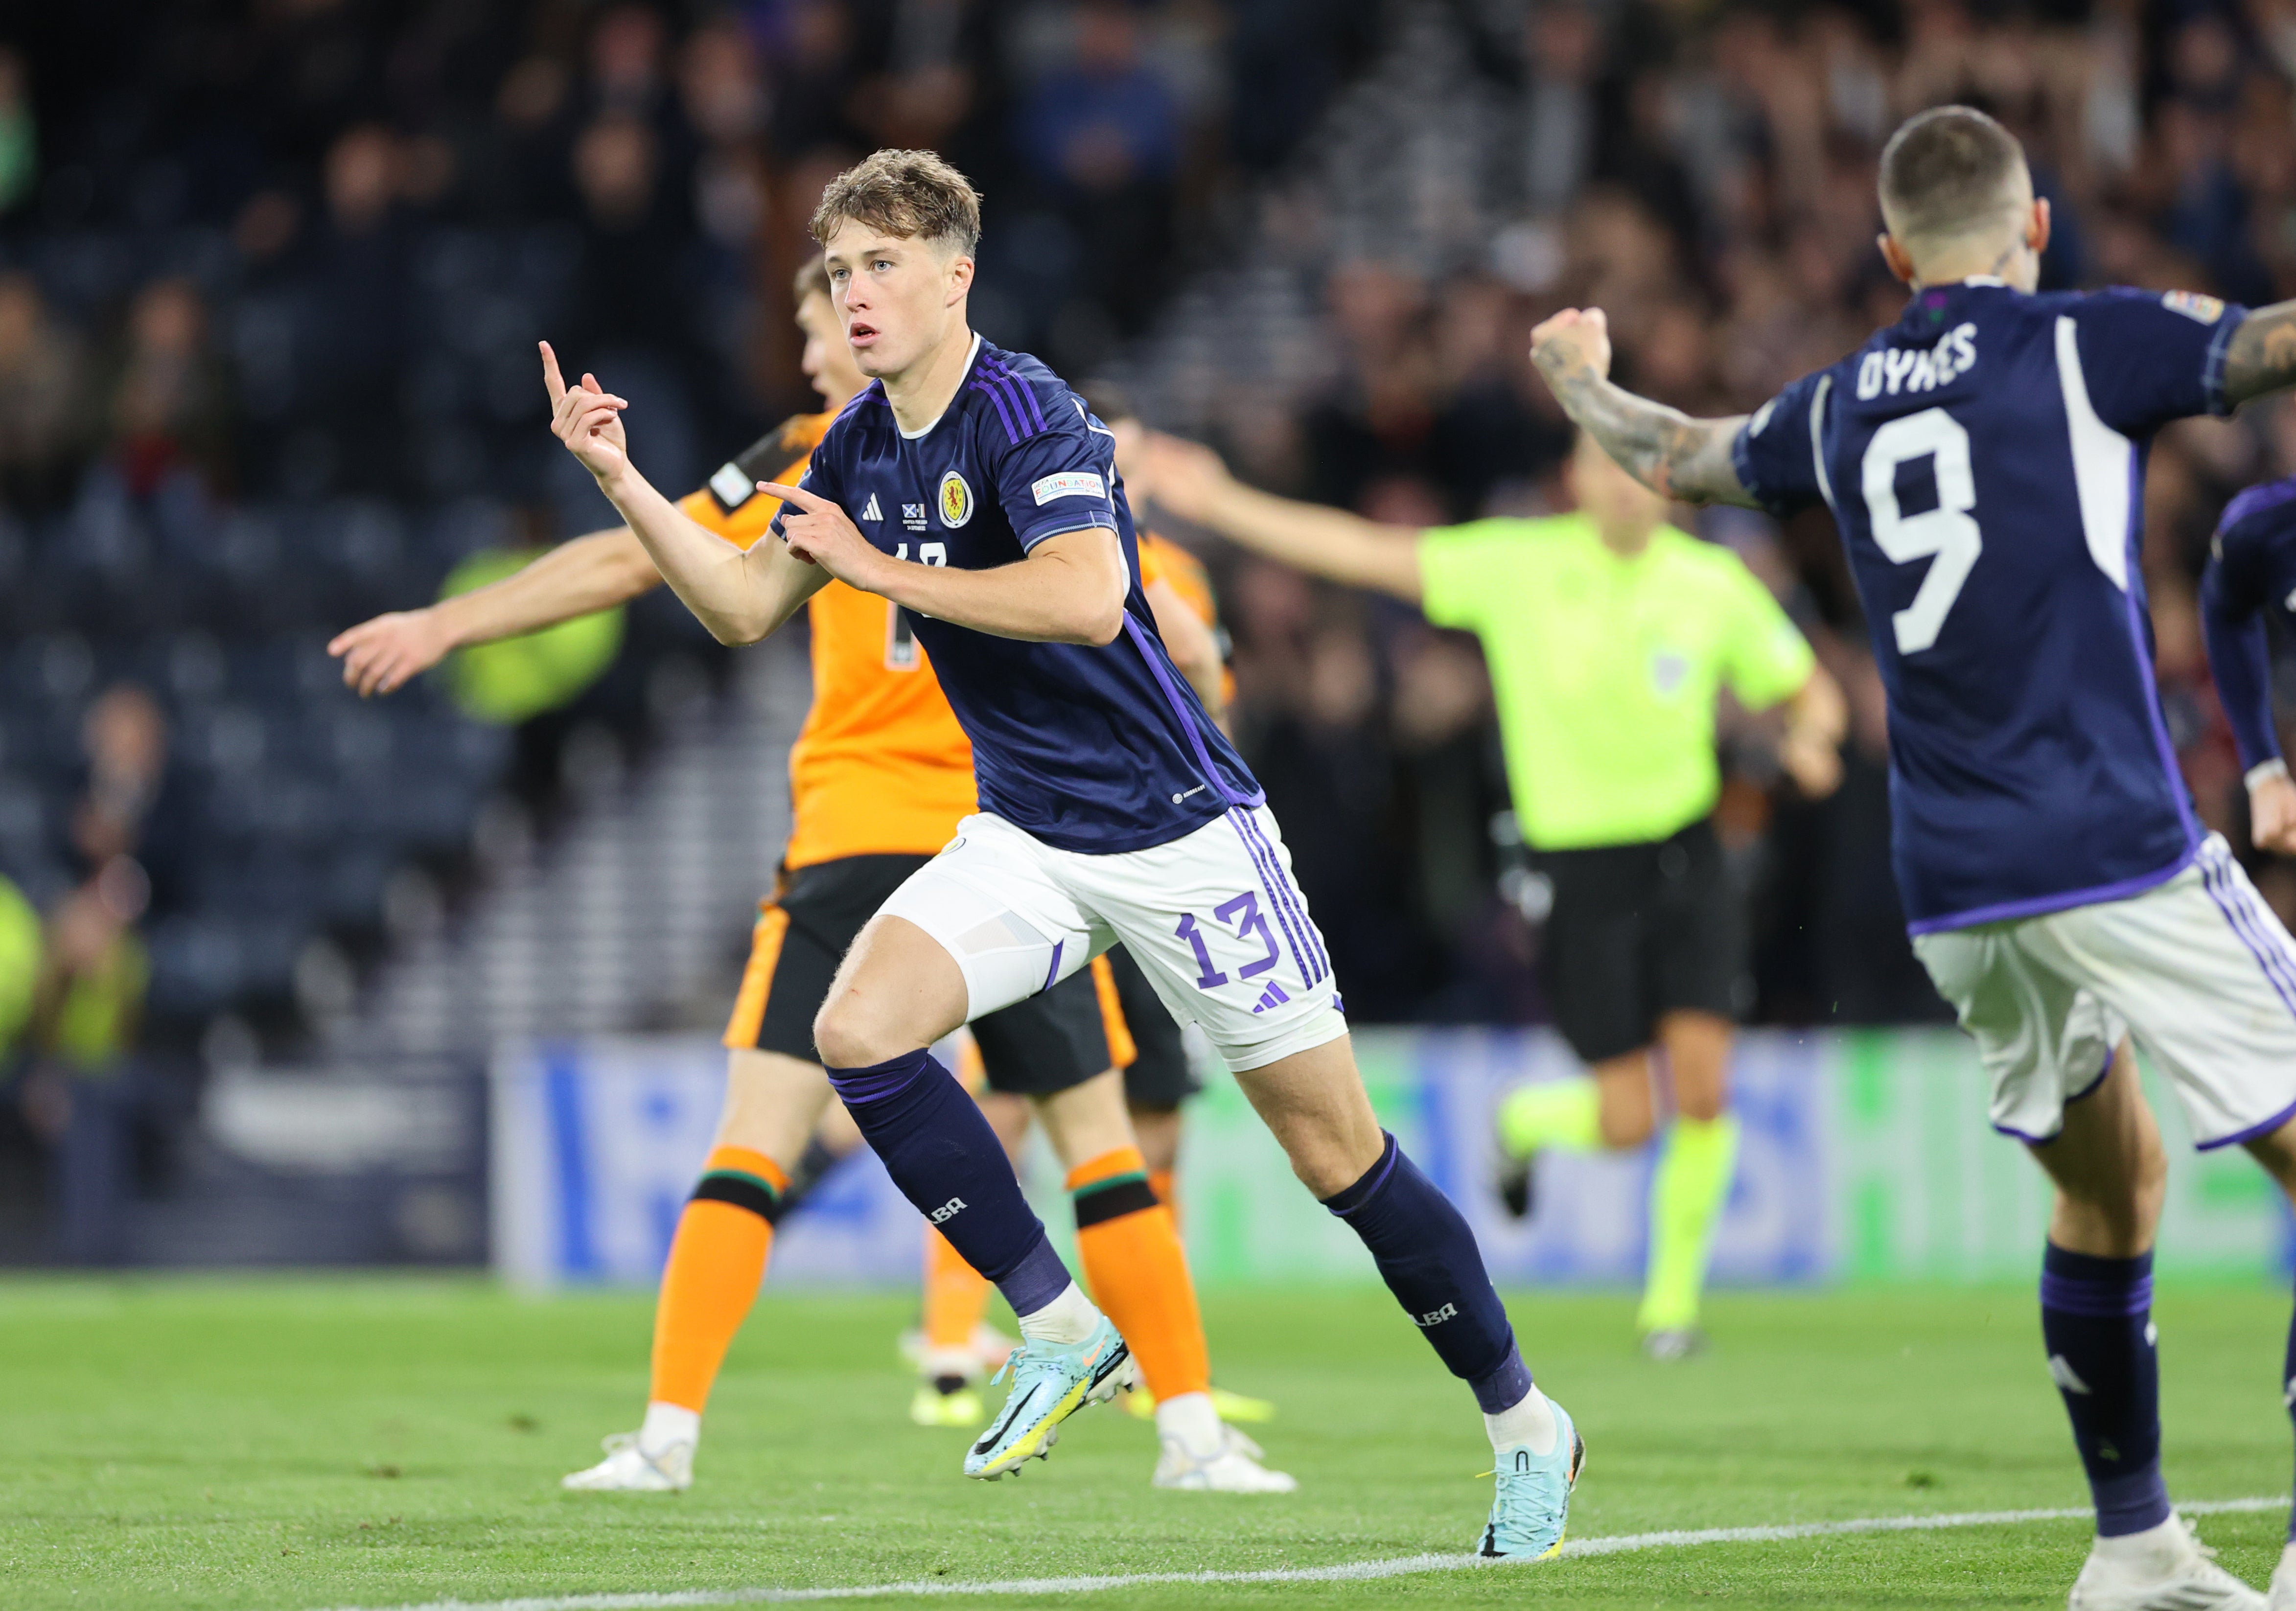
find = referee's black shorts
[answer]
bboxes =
[1532,816,1744,1066]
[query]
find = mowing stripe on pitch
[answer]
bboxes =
[320,1496,2286,1611]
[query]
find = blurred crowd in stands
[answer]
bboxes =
[4,0,2296,1255]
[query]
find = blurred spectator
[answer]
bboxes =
[1521,2,1603,215]
[1013,0,1182,337]
[0,272,91,512]
[104,279,233,500]
[24,855,153,1265]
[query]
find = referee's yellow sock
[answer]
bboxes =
[1497,1076,1602,1159]
[1638,1113,1740,1334]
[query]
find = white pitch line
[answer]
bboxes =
[322,1496,2286,1611]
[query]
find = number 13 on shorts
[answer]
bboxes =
[1176,893,1282,989]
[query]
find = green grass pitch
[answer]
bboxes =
[3,1278,2291,1609]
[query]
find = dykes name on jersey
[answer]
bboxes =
[1855,322,1979,399]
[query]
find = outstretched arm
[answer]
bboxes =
[765,477,1128,646]
[1529,308,1759,508]
[543,342,827,645]
[329,528,660,696]
[2222,301,2296,411]
[1138,434,1423,601]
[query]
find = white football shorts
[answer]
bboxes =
[877,805,1348,1073]
[1912,835,2296,1149]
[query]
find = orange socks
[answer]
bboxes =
[922,1224,994,1358]
[648,1145,788,1413]
[1068,1145,1209,1402]
[1149,1167,1178,1227]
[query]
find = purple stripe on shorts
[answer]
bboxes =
[1235,809,1328,985]
[1042,938,1065,994]
[2198,1093,2296,1151]
[1227,808,1314,989]
[2066,1051,2115,1106]
[2040,1270,2153,1318]
[2201,846,2296,1018]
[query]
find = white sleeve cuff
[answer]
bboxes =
[2247,759,2289,789]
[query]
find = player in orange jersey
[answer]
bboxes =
[328,261,1288,1495]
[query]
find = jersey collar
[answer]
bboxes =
[896,331,984,441]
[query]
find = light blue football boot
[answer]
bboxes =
[963,1313,1136,1480]
[1478,1397,1585,1559]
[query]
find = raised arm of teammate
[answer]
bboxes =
[544,342,832,646]
[328,527,660,696]
[1137,433,1423,601]
[1528,308,1760,509]
[763,478,1129,647]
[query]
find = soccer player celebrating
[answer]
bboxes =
[543,147,1581,1558]
[1141,426,1846,1360]
[331,258,1290,1495]
[1532,104,2296,1610]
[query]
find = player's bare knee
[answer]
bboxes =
[1599,1107,1656,1149]
[1673,1089,1728,1125]
[811,997,899,1070]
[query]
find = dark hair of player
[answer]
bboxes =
[791,255,832,306]
[1075,379,1137,428]
[1877,105,2026,244]
[808,149,983,258]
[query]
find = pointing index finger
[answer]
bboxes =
[758,481,825,513]
[538,341,568,408]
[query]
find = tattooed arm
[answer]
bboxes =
[2221,300,2296,410]
[1529,308,1761,508]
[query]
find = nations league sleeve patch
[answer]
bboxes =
[1030,470,1107,505]
[2161,289,2227,324]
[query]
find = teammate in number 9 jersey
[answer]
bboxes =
[1532,104,2296,1611]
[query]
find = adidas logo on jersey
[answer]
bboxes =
[1251,981,1290,1014]
[860,492,883,522]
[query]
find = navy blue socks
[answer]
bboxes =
[2041,1243,2167,1537]
[2284,1283,2296,1543]
[826,1049,1072,1317]
[1324,1132,1531,1412]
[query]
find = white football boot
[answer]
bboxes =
[1152,1425,1298,1493]
[2265,1542,2296,1611]
[560,1431,693,1493]
[2067,1515,2264,1611]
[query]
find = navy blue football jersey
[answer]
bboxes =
[1733,281,2247,931]
[775,335,1260,853]
[2201,476,2296,775]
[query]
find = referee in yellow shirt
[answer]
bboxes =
[1145,430,1846,1357]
